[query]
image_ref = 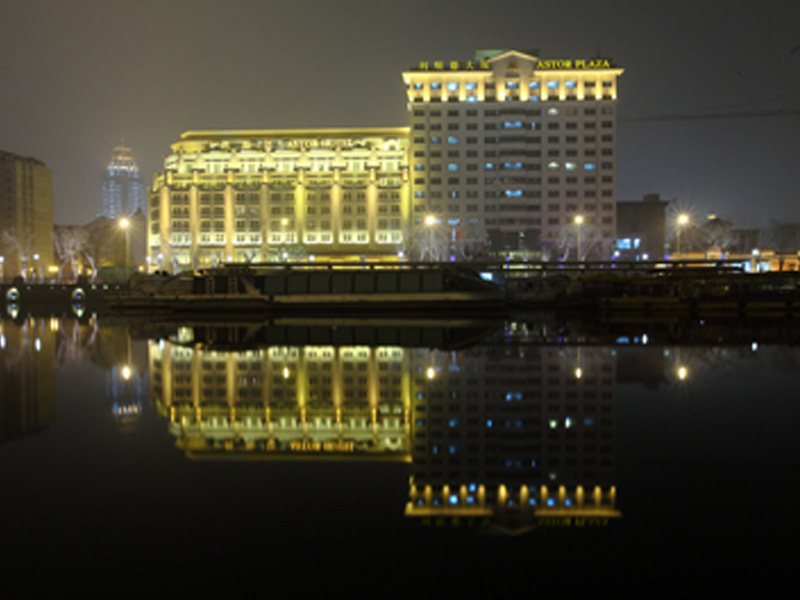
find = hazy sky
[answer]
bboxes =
[1,0,798,226]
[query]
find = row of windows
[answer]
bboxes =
[413,107,613,117]
[412,81,615,91]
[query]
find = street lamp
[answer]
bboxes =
[119,217,130,276]
[676,213,690,256]
[574,215,584,261]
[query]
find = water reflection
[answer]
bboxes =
[0,318,57,444]
[4,314,799,542]
[147,319,622,532]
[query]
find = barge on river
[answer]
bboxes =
[107,264,506,315]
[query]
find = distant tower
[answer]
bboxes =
[102,144,145,218]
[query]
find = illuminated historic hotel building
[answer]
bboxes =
[148,49,623,267]
[147,129,410,270]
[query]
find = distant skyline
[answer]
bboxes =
[1,0,798,227]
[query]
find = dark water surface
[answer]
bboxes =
[1,315,797,592]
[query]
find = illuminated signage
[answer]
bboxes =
[413,57,613,71]
[536,58,612,70]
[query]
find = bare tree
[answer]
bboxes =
[54,227,88,281]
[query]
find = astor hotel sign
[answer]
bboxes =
[414,58,614,71]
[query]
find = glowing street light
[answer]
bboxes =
[676,213,690,255]
[119,217,131,274]
[574,214,584,261]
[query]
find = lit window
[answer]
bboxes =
[503,121,523,129]
[446,82,459,92]
[547,81,559,89]
[565,80,576,88]
[529,95,539,102]
[431,136,441,144]
[503,162,522,170]
[465,82,477,90]
[485,162,495,170]
[583,162,596,170]
[466,95,477,103]
[529,81,540,88]
[447,163,459,171]
[547,107,559,116]
[565,162,576,170]
[504,190,523,197]
[547,161,560,170]
[431,82,441,90]
[414,164,424,171]
[413,82,423,90]
[447,136,459,144]
[505,81,519,89]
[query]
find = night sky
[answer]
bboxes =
[1,0,798,227]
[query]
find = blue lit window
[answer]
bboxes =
[447,82,459,91]
[617,238,631,249]
[448,418,459,427]
[505,81,519,89]
[465,82,477,90]
[503,162,522,170]
[547,498,556,507]
[413,83,423,90]
[466,95,477,103]
[486,419,493,427]
[529,95,539,102]
[547,81,559,89]
[414,164,424,171]
[448,445,457,454]
[449,494,459,505]
[415,419,425,426]
[530,122,537,130]
[431,82,441,90]
[485,162,495,170]
[529,81,540,89]
[468,483,477,493]
[565,80,576,88]
[448,192,458,199]
[414,191,424,198]
[583,162,596,170]
[584,418,595,426]
[505,391,523,401]
[447,217,460,225]
[447,136,459,144]
[430,136,441,144]
[634,238,641,249]
[503,121,523,129]
[504,190,523,198]
[466,496,476,505]
[565,162,576,171]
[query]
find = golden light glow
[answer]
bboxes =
[574,215,584,226]
[677,213,690,226]
[119,217,130,230]
[121,365,132,381]
[677,366,688,381]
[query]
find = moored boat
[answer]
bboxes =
[107,264,507,315]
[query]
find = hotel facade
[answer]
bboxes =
[147,50,622,270]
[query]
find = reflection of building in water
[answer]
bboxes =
[106,364,146,434]
[0,318,57,444]
[406,344,620,532]
[149,336,411,459]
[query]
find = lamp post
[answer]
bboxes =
[424,214,438,261]
[676,213,690,256]
[119,217,130,276]
[574,215,584,262]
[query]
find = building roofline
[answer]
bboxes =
[178,127,410,142]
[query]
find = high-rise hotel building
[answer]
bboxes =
[403,49,623,260]
[147,49,622,269]
[102,144,146,219]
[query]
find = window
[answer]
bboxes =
[447,82,459,91]
[529,81,540,88]
[465,82,477,90]
[447,163,459,171]
[547,81,559,89]
[447,136,460,144]
[431,82,442,90]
